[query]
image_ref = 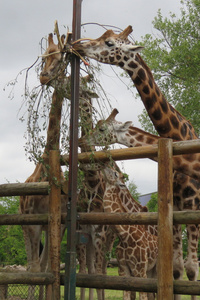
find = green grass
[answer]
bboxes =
[60,267,200,299]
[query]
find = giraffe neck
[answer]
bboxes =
[122,54,198,141]
[103,184,145,239]
[116,125,159,147]
[43,90,63,160]
[104,182,143,214]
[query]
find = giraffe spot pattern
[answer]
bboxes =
[100,50,109,56]
[183,154,196,162]
[181,123,187,138]
[145,96,157,110]
[171,133,181,140]
[170,115,179,129]
[134,75,142,85]
[189,177,200,189]
[155,86,160,97]
[182,186,196,198]
[138,68,146,81]
[128,61,138,69]
[118,62,125,68]
[142,85,150,94]
[148,76,153,89]
[155,120,171,135]
[152,107,162,121]
[183,199,193,209]
[127,70,133,77]
[136,134,144,142]
[146,137,157,144]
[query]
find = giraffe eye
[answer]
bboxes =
[99,127,105,132]
[105,40,114,47]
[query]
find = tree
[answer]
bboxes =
[146,192,158,212]
[138,0,200,135]
[0,197,27,265]
[127,180,141,202]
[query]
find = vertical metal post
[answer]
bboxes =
[157,138,174,300]
[64,1,82,299]
[48,150,61,300]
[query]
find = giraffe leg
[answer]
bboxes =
[172,224,184,300]
[77,243,87,300]
[38,230,49,300]
[22,225,41,300]
[147,266,156,300]
[86,234,95,300]
[94,228,106,300]
[116,244,136,300]
[184,224,199,300]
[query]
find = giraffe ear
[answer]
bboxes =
[117,121,132,131]
[122,44,144,53]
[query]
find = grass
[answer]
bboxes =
[60,267,200,299]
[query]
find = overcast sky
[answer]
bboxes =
[0,0,181,195]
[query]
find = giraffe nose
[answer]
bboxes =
[40,72,50,85]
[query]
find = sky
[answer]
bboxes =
[0,0,181,195]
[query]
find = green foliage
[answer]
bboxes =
[127,180,141,202]
[146,192,158,212]
[139,0,200,135]
[0,197,26,265]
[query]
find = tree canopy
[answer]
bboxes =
[0,197,27,265]
[139,0,200,135]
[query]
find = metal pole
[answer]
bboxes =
[64,1,82,299]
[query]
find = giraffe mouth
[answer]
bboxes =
[119,183,126,188]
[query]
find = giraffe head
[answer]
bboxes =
[79,108,132,147]
[40,33,66,85]
[73,26,144,67]
[102,165,126,189]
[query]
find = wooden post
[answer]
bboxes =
[157,138,174,299]
[48,150,61,300]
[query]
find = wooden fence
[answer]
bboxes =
[0,139,200,299]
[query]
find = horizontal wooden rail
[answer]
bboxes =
[0,214,49,225]
[60,274,200,295]
[1,272,198,295]
[78,211,200,225]
[0,272,54,285]
[0,211,200,225]
[0,181,68,197]
[61,139,200,164]
[0,182,50,196]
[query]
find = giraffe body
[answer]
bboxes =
[102,166,158,300]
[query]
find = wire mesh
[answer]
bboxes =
[0,284,46,300]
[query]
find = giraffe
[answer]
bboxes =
[79,108,200,182]
[81,160,158,300]
[39,33,117,300]
[79,108,200,291]
[100,163,158,300]
[19,32,68,274]
[73,27,200,299]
